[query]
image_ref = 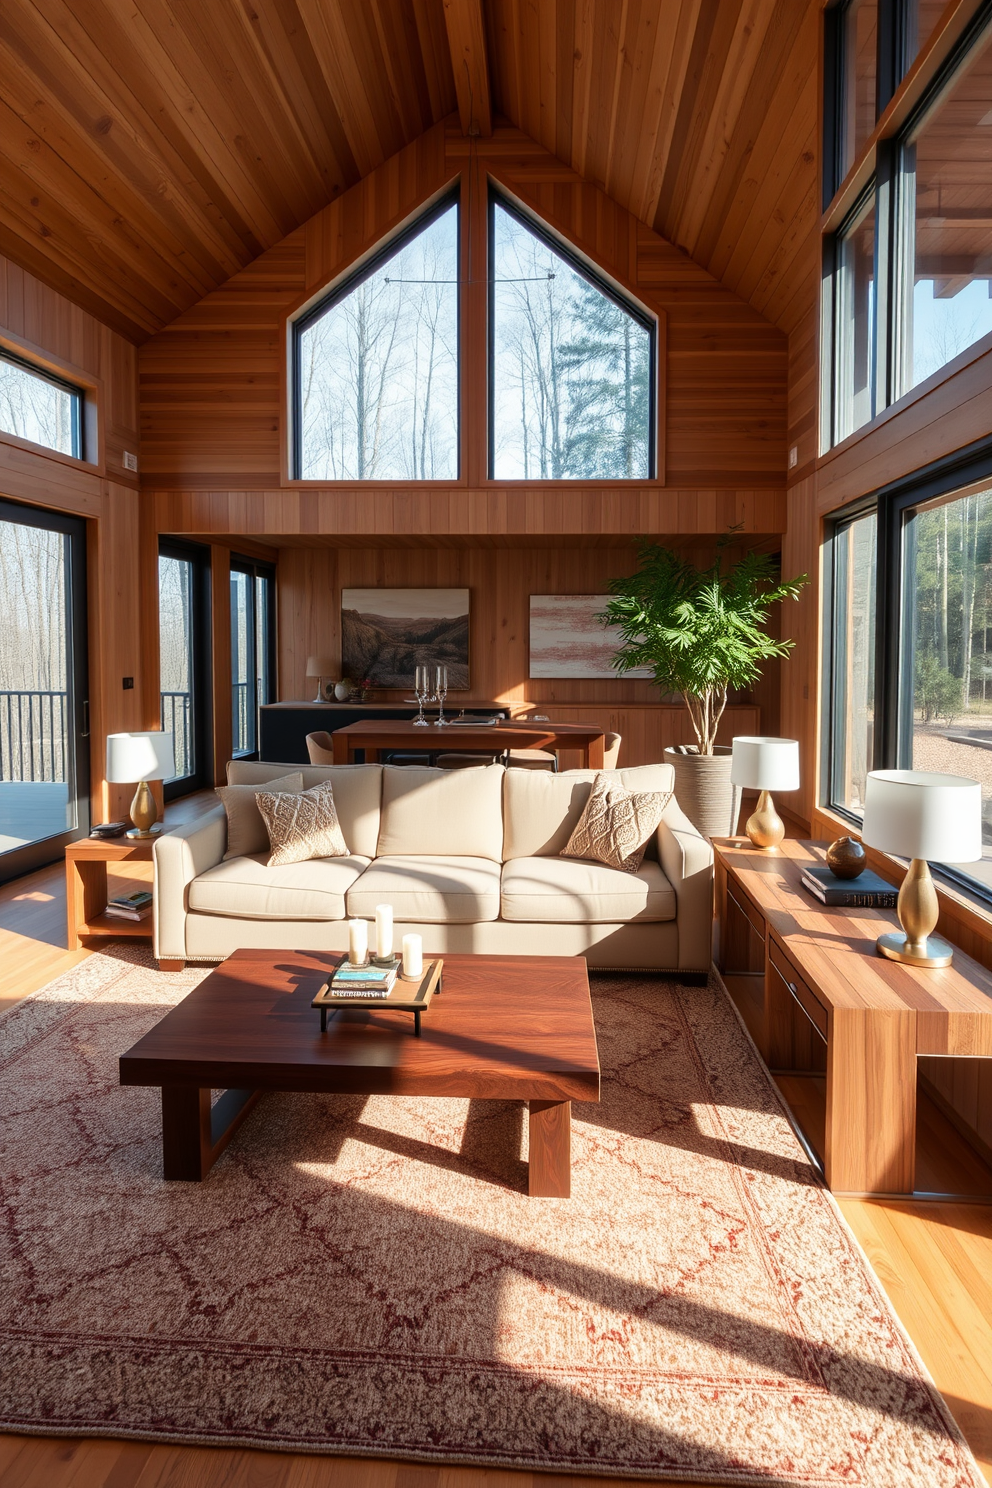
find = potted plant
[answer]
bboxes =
[599,542,807,838]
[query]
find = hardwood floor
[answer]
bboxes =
[0,820,989,1487]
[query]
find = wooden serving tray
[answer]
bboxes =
[312,958,443,1035]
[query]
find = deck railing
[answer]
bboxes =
[161,690,192,780]
[0,690,68,782]
[232,679,254,756]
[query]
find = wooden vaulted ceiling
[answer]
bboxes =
[0,0,819,344]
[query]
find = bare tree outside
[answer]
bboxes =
[491,205,652,480]
[0,356,76,456]
[299,204,459,480]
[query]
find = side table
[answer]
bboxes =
[65,837,155,949]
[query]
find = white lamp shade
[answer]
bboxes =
[730,736,800,791]
[862,769,982,863]
[106,731,175,783]
[306,655,336,677]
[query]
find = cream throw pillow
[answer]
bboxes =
[562,773,672,874]
[216,773,304,860]
[255,780,350,866]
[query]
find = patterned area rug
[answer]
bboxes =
[0,946,982,1486]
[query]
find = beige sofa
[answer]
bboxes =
[153,760,714,972]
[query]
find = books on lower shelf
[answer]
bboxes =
[800,864,898,908]
[105,889,153,922]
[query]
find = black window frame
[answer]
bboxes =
[290,186,461,482]
[0,348,84,461]
[824,0,992,447]
[823,434,992,905]
[0,495,89,883]
[487,186,658,482]
[158,537,212,799]
[229,553,276,760]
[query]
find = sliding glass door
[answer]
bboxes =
[0,497,88,881]
[231,557,275,758]
[159,539,211,798]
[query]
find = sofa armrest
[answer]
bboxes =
[657,800,714,972]
[153,804,227,961]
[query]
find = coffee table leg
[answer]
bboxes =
[529,1100,571,1197]
[161,1085,261,1181]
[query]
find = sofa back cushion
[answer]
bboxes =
[376,764,504,861]
[503,764,676,860]
[226,760,382,858]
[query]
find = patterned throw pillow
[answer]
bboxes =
[255,781,350,866]
[562,773,672,874]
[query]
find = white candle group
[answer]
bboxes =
[375,903,393,960]
[402,933,423,980]
[348,918,368,966]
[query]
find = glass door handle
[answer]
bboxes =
[81,699,90,738]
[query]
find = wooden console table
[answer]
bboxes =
[714,837,992,1197]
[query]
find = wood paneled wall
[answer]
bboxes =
[140,120,788,505]
[275,539,777,767]
[0,252,150,823]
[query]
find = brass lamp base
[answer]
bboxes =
[875,856,953,969]
[876,931,954,969]
[126,779,162,840]
[744,789,785,850]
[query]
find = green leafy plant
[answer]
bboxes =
[599,542,808,755]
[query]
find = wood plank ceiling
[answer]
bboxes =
[0,0,819,344]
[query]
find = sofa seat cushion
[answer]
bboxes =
[188,853,371,921]
[500,855,676,923]
[346,856,501,923]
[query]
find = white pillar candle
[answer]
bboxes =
[375,903,393,960]
[348,918,368,966]
[402,933,423,981]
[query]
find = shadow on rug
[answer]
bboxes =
[0,945,982,1486]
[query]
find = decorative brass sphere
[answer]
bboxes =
[825,835,867,879]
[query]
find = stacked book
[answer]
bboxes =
[106,889,153,921]
[800,864,897,908]
[329,964,398,997]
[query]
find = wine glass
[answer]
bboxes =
[434,664,449,726]
[413,664,430,726]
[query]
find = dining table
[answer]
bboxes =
[330,717,607,768]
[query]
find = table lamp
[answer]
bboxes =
[306,655,336,703]
[861,769,981,968]
[730,737,800,848]
[106,731,175,839]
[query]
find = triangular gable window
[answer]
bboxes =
[294,195,459,480]
[489,194,655,480]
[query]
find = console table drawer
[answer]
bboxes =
[769,939,828,1040]
[728,882,764,940]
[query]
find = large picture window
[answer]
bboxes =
[824,5,992,445]
[825,448,992,902]
[832,191,877,443]
[489,196,654,480]
[0,351,83,460]
[896,20,992,394]
[294,195,459,481]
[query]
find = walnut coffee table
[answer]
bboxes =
[119,950,601,1196]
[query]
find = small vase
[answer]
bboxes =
[334,681,351,702]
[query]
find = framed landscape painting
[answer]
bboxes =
[341,588,470,689]
[529,595,653,680]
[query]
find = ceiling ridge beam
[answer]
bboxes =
[442,0,492,138]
